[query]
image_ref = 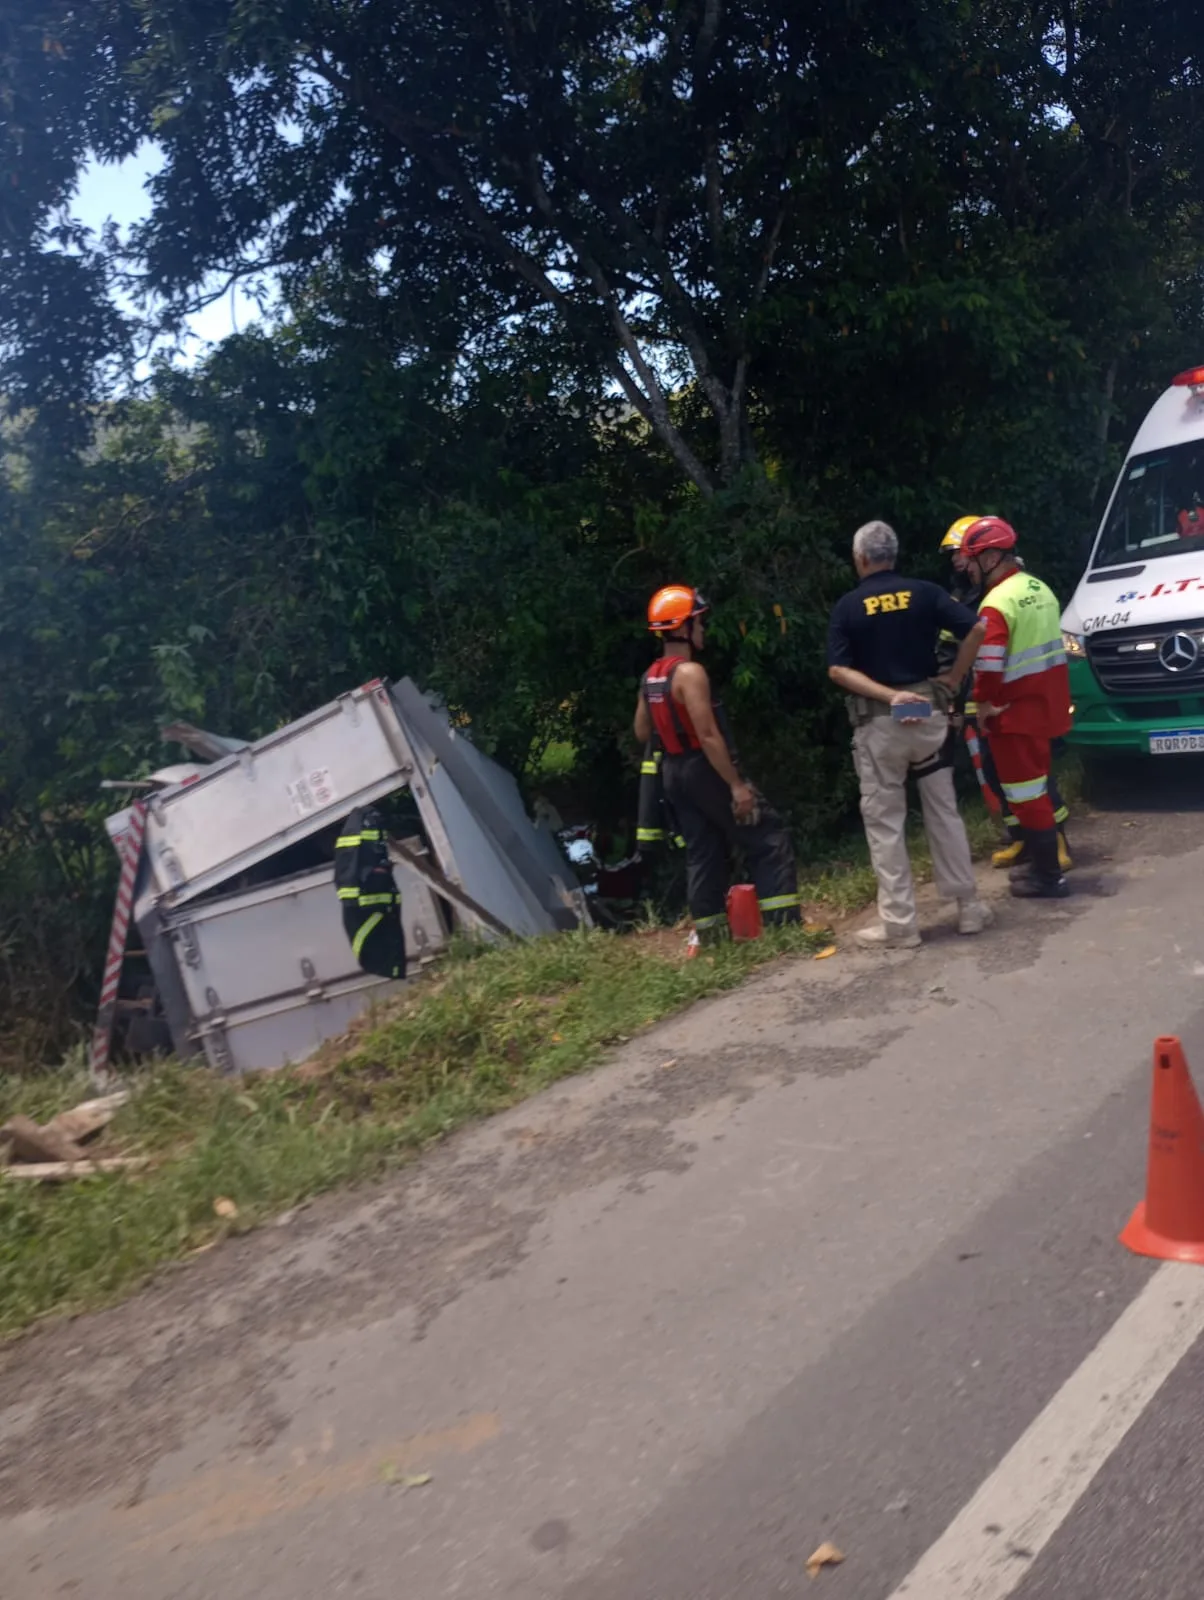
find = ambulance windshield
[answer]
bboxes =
[1093,441,1204,569]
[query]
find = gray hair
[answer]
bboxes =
[853,519,899,568]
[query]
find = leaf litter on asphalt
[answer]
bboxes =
[805,1541,845,1578]
[380,1462,433,1488]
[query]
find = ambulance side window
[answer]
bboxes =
[1095,441,1204,567]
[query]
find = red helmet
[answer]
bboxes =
[962,516,1018,558]
[647,584,710,633]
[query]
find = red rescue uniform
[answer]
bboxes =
[973,571,1071,833]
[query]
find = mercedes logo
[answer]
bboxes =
[1159,632,1200,672]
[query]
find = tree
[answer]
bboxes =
[0,5,135,448]
[0,0,1052,491]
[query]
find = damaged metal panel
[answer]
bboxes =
[390,680,586,935]
[141,676,583,939]
[137,855,451,1074]
[154,862,447,1074]
[192,970,402,1076]
[103,674,587,1075]
[144,681,414,909]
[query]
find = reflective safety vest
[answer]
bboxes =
[334,805,406,980]
[641,657,702,754]
[974,570,1071,740]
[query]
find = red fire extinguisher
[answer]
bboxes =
[726,884,763,942]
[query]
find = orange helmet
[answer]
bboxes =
[647,584,710,634]
[962,516,1018,558]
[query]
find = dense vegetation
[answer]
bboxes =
[2,0,1202,1062]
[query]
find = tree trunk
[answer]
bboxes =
[1090,358,1118,504]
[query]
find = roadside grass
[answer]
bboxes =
[2,759,1071,1339]
[0,920,828,1337]
[1055,748,1085,807]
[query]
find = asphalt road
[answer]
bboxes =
[4,762,1204,1600]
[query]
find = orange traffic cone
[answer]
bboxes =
[1120,1036,1204,1264]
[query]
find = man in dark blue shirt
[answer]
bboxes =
[827,520,991,949]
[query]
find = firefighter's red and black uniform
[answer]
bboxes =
[640,656,800,939]
[334,805,406,979]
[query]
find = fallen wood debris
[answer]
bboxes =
[3,1158,149,1182]
[0,1090,135,1182]
[0,1114,89,1166]
[386,835,511,938]
[45,1091,129,1145]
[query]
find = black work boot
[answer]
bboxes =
[1009,829,1070,899]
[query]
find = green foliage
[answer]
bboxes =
[4,0,1202,490]
[1,0,1203,1055]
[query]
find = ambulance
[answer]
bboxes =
[1062,364,1204,756]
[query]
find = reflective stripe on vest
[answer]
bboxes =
[981,571,1066,684]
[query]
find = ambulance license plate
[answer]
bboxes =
[1149,729,1204,754]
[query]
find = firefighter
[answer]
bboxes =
[827,519,993,948]
[939,517,1072,873]
[941,515,983,609]
[634,584,801,942]
[961,516,1072,899]
[334,805,406,978]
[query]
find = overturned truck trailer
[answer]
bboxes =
[102,678,588,1076]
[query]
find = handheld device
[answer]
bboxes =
[890,700,933,721]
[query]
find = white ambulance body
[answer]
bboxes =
[1062,365,1204,755]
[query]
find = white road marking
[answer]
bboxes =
[888,1262,1204,1598]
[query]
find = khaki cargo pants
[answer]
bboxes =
[852,711,976,931]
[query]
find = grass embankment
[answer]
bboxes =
[1,766,1069,1338]
[0,921,828,1336]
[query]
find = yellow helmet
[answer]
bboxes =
[941,515,980,552]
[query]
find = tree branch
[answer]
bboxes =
[693,0,722,71]
[306,46,718,491]
[704,132,725,267]
[512,152,716,489]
